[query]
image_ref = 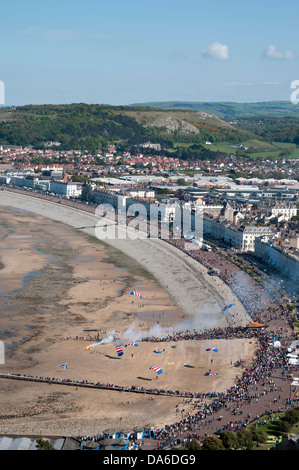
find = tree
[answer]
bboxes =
[283,407,299,425]
[236,430,254,450]
[176,178,188,186]
[251,429,267,447]
[36,438,55,450]
[201,436,225,450]
[276,420,292,433]
[219,430,238,449]
[185,439,202,451]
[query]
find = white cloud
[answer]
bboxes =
[261,81,280,85]
[223,81,253,87]
[202,42,229,60]
[262,45,294,60]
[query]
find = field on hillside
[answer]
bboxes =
[196,140,299,159]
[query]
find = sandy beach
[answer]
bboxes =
[0,192,255,436]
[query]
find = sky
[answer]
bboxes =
[1,0,299,106]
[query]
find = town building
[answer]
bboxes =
[49,181,82,198]
[255,236,299,281]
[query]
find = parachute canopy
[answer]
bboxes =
[206,348,218,352]
[131,291,142,298]
[223,304,233,311]
[116,345,124,357]
[125,343,138,348]
[154,349,162,354]
[205,372,218,376]
[150,366,163,375]
[60,362,67,370]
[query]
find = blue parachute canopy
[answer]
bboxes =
[223,304,233,311]
[131,291,142,298]
[116,345,123,357]
[150,366,163,375]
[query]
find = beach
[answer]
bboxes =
[0,192,255,436]
[0,191,251,328]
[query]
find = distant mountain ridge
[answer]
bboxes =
[130,101,299,119]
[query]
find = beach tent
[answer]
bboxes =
[9,438,32,450]
[0,437,13,450]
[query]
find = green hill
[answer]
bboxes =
[1,102,298,160]
[0,103,248,152]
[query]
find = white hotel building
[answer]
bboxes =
[203,217,275,252]
[49,181,82,198]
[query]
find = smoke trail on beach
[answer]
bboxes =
[86,330,120,349]
[86,302,228,349]
[121,303,220,343]
[88,302,221,346]
[86,305,219,349]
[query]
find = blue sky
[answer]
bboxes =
[1,0,299,105]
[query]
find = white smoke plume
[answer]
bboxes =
[87,303,228,349]
[121,303,220,343]
[86,330,120,349]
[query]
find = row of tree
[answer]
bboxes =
[236,116,299,143]
[176,407,299,450]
